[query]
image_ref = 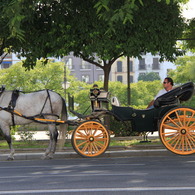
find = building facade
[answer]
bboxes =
[110,53,176,84]
[110,56,135,84]
[1,52,176,84]
[0,53,13,69]
[64,53,105,84]
[134,53,176,82]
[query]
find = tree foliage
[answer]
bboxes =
[138,72,161,81]
[169,55,195,84]
[0,0,185,91]
[95,0,188,26]
[0,61,74,96]
[168,55,195,107]
[71,80,163,115]
[182,18,195,52]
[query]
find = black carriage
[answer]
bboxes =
[1,82,194,159]
[70,82,195,157]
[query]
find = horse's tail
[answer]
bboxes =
[58,97,68,151]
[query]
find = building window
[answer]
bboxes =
[81,60,91,69]
[65,57,74,70]
[129,60,133,72]
[96,66,102,70]
[130,75,133,83]
[81,75,90,83]
[152,58,159,70]
[98,75,104,81]
[139,73,145,77]
[139,58,146,70]
[117,75,123,82]
[167,69,172,74]
[117,61,122,72]
[4,53,12,58]
[1,62,12,69]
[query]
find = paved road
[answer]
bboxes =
[0,155,195,194]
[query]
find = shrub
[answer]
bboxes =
[109,117,139,137]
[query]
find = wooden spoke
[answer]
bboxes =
[93,140,105,148]
[162,124,179,131]
[71,121,110,157]
[95,138,108,141]
[159,107,195,155]
[81,142,89,152]
[93,132,104,138]
[188,133,195,142]
[92,128,98,136]
[189,120,195,127]
[76,131,87,138]
[186,137,192,151]
[91,142,99,153]
[77,141,88,148]
[164,133,179,144]
[175,111,183,126]
[167,115,181,128]
[173,134,182,150]
[162,131,179,138]
[187,134,195,148]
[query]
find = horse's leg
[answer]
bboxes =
[50,127,58,156]
[1,126,15,160]
[42,124,58,159]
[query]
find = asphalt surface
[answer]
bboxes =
[0,143,175,161]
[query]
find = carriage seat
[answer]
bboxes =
[89,88,110,111]
[153,82,194,108]
[111,82,194,121]
[112,104,156,122]
[111,97,154,121]
[111,97,120,106]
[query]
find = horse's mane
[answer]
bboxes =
[0,87,58,95]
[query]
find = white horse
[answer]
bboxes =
[0,88,67,160]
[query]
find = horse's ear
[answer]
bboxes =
[0,85,5,92]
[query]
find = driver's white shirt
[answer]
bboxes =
[154,88,168,100]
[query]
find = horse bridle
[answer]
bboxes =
[0,86,5,97]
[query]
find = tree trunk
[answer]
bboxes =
[103,63,111,91]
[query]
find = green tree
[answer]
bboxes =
[138,72,161,81]
[168,55,195,107]
[169,55,195,84]
[182,18,195,52]
[0,0,185,91]
[70,80,163,115]
[95,0,188,25]
[0,61,75,97]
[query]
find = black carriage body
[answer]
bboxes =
[112,82,194,133]
[112,105,177,132]
[69,82,195,157]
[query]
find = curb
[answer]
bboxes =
[0,145,173,161]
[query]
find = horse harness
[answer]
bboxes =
[0,89,59,126]
[8,90,20,126]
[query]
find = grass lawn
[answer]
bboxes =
[0,138,162,149]
[109,138,161,147]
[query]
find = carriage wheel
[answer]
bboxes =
[159,107,195,155]
[71,121,110,157]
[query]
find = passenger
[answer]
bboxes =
[147,77,174,109]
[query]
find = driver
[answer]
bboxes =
[147,77,174,108]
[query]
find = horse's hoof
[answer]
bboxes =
[47,154,54,159]
[7,157,14,161]
[41,155,47,160]
[41,155,53,160]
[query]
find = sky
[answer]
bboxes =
[182,0,195,19]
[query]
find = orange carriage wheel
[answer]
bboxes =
[159,107,195,155]
[71,121,110,157]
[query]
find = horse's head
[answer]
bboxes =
[0,85,5,94]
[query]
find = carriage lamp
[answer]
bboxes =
[89,86,110,112]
